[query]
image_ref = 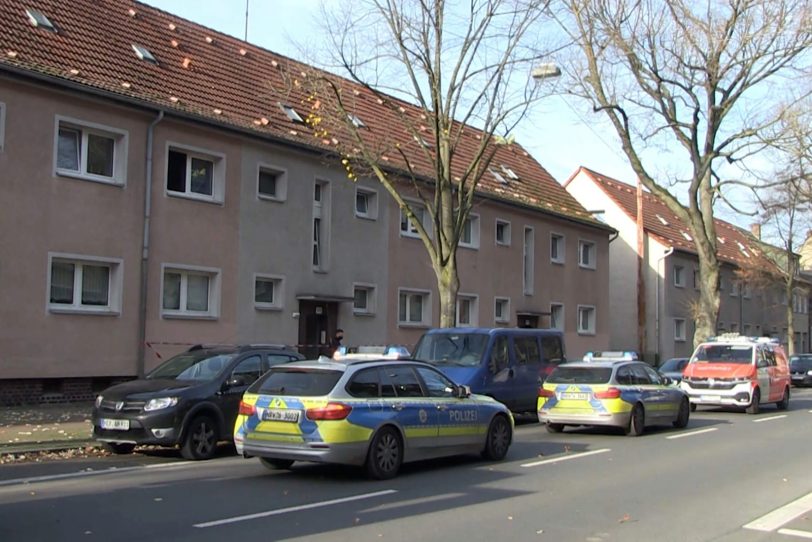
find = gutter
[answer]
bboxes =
[136,110,164,378]
[655,247,675,363]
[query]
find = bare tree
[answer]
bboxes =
[299,0,557,327]
[557,0,812,346]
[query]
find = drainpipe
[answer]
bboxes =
[655,247,674,364]
[136,111,165,378]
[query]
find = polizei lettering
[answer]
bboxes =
[449,410,477,422]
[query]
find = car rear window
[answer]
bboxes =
[250,368,342,396]
[791,357,812,370]
[547,367,613,384]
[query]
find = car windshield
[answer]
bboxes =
[790,356,812,370]
[251,368,342,396]
[547,367,613,384]
[146,352,236,381]
[690,344,753,364]
[660,358,687,372]
[412,332,489,367]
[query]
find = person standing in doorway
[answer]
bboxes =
[329,329,344,358]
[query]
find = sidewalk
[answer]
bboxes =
[0,402,97,456]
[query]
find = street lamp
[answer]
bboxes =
[532,63,562,80]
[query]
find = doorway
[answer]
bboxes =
[297,300,338,359]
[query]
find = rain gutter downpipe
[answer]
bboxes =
[136,110,165,378]
[655,247,675,364]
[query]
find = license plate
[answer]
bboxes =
[792,376,802,380]
[100,418,130,430]
[262,408,300,423]
[700,395,720,402]
[560,392,590,401]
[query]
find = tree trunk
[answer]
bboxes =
[434,259,460,328]
[786,285,795,355]
[695,245,721,347]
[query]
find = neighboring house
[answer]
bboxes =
[565,167,810,362]
[0,0,612,403]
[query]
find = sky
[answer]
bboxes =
[141,0,752,228]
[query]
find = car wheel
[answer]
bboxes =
[673,398,690,428]
[745,388,761,415]
[259,457,295,471]
[690,403,697,412]
[482,415,512,460]
[545,423,564,433]
[625,404,645,436]
[366,426,403,480]
[776,387,790,411]
[104,442,135,455]
[181,415,219,460]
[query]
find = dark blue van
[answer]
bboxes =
[412,328,566,413]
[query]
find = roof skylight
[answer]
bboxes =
[655,214,669,225]
[501,165,519,181]
[132,44,158,64]
[26,8,56,32]
[348,113,366,129]
[681,231,693,241]
[413,135,433,148]
[490,168,509,185]
[279,103,304,123]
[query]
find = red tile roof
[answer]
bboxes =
[0,0,606,229]
[570,167,778,268]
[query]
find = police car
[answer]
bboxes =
[537,352,689,436]
[234,358,513,479]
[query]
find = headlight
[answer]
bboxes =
[95,395,103,408]
[144,397,178,411]
[806,370,812,376]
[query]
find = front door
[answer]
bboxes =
[298,301,338,359]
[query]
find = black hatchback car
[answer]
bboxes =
[92,344,303,459]
[790,354,812,387]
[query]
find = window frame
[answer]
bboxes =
[355,186,378,220]
[456,293,479,327]
[578,239,596,270]
[160,263,221,320]
[495,219,511,246]
[459,214,480,249]
[399,200,430,239]
[674,318,687,342]
[256,163,288,202]
[550,233,565,264]
[397,288,432,328]
[46,253,123,316]
[673,264,685,288]
[494,296,510,324]
[165,142,226,204]
[550,302,564,331]
[523,226,535,296]
[53,116,128,186]
[353,282,377,316]
[0,101,5,152]
[312,179,331,272]
[577,304,596,335]
[253,273,284,311]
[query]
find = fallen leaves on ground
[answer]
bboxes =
[0,446,111,464]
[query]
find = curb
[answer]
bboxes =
[0,439,100,455]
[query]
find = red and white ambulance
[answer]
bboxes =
[679,334,790,414]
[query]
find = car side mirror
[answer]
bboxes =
[662,376,672,385]
[226,375,248,389]
[455,384,472,399]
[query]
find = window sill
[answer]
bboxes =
[494,319,510,324]
[397,322,431,329]
[48,306,120,316]
[257,194,286,203]
[161,312,219,320]
[551,259,565,266]
[354,213,378,221]
[353,311,376,317]
[255,305,283,312]
[577,330,596,336]
[495,242,511,248]
[166,190,224,206]
[56,170,124,187]
[578,264,596,271]
[459,244,480,251]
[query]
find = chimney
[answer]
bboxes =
[750,223,761,240]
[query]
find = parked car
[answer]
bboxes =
[537,358,690,436]
[234,358,513,479]
[92,344,304,459]
[790,354,812,387]
[658,357,689,384]
[412,327,566,413]
[680,334,790,414]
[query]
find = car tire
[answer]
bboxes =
[673,398,690,428]
[259,457,294,471]
[746,388,761,415]
[776,387,790,411]
[545,423,564,433]
[690,403,697,412]
[482,415,512,460]
[366,426,403,480]
[104,442,135,455]
[625,404,645,436]
[181,415,219,460]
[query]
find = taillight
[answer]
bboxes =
[238,401,256,416]
[594,387,622,399]
[306,402,352,421]
[538,388,555,398]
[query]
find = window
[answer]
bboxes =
[693,268,699,289]
[161,264,220,319]
[514,337,541,365]
[388,367,424,397]
[231,355,263,385]
[577,305,596,335]
[673,265,685,288]
[456,295,478,327]
[347,113,366,129]
[54,117,128,185]
[494,297,510,324]
[578,240,596,269]
[26,8,56,31]
[730,281,740,297]
[353,283,376,315]
[0,102,5,152]
[132,44,158,64]
[742,282,751,299]
[523,227,534,295]
[166,144,225,202]
[355,187,378,220]
[674,318,686,341]
[460,214,480,249]
[279,103,304,123]
[541,336,564,363]
[550,303,564,331]
[400,202,429,238]
[347,368,381,398]
[254,275,283,310]
[257,165,287,201]
[398,289,430,326]
[551,233,565,264]
[47,253,122,315]
[415,367,455,398]
[312,180,330,271]
[495,220,511,246]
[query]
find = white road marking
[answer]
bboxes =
[665,428,718,440]
[0,460,205,487]
[194,489,398,528]
[743,491,812,532]
[753,415,788,423]
[778,529,812,539]
[520,448,610,468]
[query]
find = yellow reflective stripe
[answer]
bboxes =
[255,420,303,435]
[403,426,437,438]
[438,425,487,437]
[316,421,372,443]
[249,432,305,443]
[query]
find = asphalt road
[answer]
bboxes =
[3,390,812,542]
